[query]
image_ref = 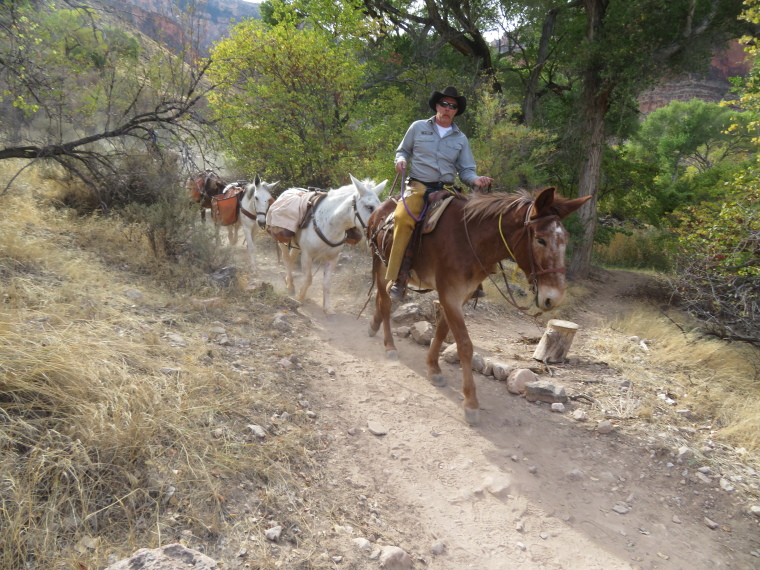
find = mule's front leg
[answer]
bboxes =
[321,256,339,322]
[440,298,479,426]
[368,258,398,359]
[426,316,450,387]
[227,224,239,246]
[296,252,314,303]
[243,223,257,272]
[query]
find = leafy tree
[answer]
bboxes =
[596,145,661,226]
[470,89,559,190]
[629,99,752,182]
[607,99,753,223]
[362,0,502,89]
[561,0,746,278]
[208,1,392,187]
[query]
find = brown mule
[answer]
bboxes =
[185,170,227,223]
[366,187,591,426]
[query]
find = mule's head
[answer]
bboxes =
[204,170,227,196]
[246,174,280,228]
[349,174,387,230]
[519,187,591,311]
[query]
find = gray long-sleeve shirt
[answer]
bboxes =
[394,116,478,187]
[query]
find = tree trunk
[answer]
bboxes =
[532,319,580,363]
[568,0,610,280]
[522,8,558,125]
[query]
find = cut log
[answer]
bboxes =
[532,319,579,363]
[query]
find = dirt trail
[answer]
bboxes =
[238,239,760,570]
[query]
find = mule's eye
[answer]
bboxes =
[537,238,547,246]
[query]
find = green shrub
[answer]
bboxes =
[667,178,759,344]
[592,228,673,271]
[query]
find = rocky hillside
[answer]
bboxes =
[98,0,260,54]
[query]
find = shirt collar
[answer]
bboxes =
[427,116,459,134]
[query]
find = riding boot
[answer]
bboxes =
[386,180,426,300]
[388,245,414,300]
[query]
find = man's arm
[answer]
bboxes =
[394,122,418,173]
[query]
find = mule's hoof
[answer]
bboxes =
[386,350,399,361]
[368,323,378,338]
[326,314,338,324]
[429,373,445,387]
[464,407,480,426]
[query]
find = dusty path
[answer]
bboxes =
[236,238,760,569]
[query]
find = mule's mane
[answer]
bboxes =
[463,189,533,223]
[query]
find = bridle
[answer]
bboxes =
[465,201,565,310]
[239,191,272,223]
[510,207,566,285]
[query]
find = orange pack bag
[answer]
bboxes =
[211,190,241,226]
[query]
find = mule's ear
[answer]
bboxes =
[254,173,261,185]
[553,194,592,219]
[349,173,367,194]
[374,179,388,196]
[530,187,556,218]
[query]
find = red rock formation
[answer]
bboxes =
[98,0,260,55]
[638,40,752,115]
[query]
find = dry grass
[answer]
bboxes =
[596,308,760,447]
[593,228,671,271]
[565,301,759,470]
[3,161,759,567]
[0,164,326,569]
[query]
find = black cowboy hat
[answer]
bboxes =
[428,86,467,116]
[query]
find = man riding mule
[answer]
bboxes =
[366,187,591,425]
[388,86,493,300]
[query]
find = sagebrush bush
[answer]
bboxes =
[51,152,185,214]
[667,181,760,344]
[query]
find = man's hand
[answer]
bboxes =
[395,160,407,174]
[473,176,493,188]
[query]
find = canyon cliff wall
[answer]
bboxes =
[98,0,259,54]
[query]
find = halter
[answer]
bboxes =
[239,191,271,222]
[511,206,566,286]
[465,200,565,311]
